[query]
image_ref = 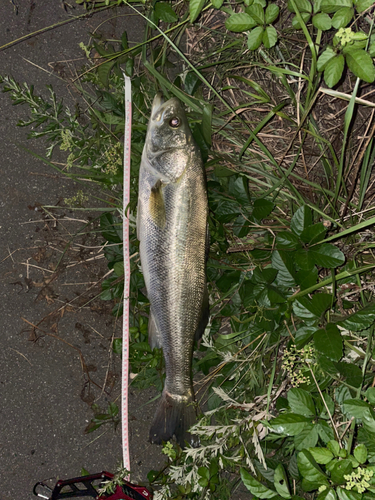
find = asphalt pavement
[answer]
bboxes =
[0,3,162,498]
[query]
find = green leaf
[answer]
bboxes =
[274,464,291,499]
[226,13,257,32]
[320,0,352,14]
[265,3,280,23]
[331,7,354,28]
[292,12,311,28]
[288,0,312,13]
[300,223,326,245]
[112,338,122,355]
[240,468,279,498]
[346,50,375,83]
[229,176,251,205]
[356,0,375,13]
[201,103,213,146]
[324,54,345,88]
[336,363,363,388]
[98,60,116,89]
[253,198,274,220]
[295,326,317,347]
[338,302,375,331]
[317,46,337,72]
[268,413,311,436]
[190,0,206,22]
[314,324,343,362]
[354,444,368,464]
[247,26,265,50]
[318,488,338,500]
[276,231,301,249]
[342,399,373,419]
[337,486,363,500]
[308,448,334,464]
[293,293,332,320]
[263,26,278,48]
[366,387,375,405]
[330,459,352,485]
[212,0,224,7]
[297,450,329,486]
[291,206,313,236]
[246,3,265,24]
[272,250,296,287]
[313,12,332,30]
[288,388,316,417]
[310,243,345,268]
[296,268,318,290]
[294,424,319,450]
[154,2,178,22]
[317,421,335,443]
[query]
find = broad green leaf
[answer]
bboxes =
[317,421,335,443]
[342,399,373,419]
[330,459,352,485]
[362,411,375,435]
[226,13,257,32]
[297,450,329,486]
[293,293,332,320]
[327,440,340,456]
[287,0,312,13]
[229,176,251,205]
[288,388,316,417]
[300,223,326,244]
[366,387,375,405]
[247,26,264,50]
[308,243,345,268]
[272,250,296,287]
[274,464,291,499]
[265,4,280,23]
[346,50,375,83]
[268,413,311,436]
[276,231,301,249]
[313,12,332,30]
[292,12,311,28]
[253,198,274,220]
[240,468,279,498]
[295,326,317,347]
[318,488,337,500]
[246,3,264,24]
[98,60,116,89]
[354,444,367,464]
[291,206,313,236]
[212,0,224,8]
[154,2,178,22]
[338,302,375,331]
[356,0,375,13]
[337,487,363,500]
[294,424,319,450]
[201,103,213,146]
[190,0,206,23]
[320,0,352,13]
[324,54,345,88]
[263,26,278,48]
[253,267,277,284]
[317,46,337,72]
[295,267,318,290]
[331,7,354,28]
[336,363,363,388]
[308,448,334,464]
[314,324,343,362]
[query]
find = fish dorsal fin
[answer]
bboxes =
[149,179,166,229]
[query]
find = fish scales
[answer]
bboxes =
[137,94,208,446]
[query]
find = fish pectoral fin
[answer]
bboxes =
[149,179,166,229]
[148,310,162,349]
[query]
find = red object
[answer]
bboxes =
[33,471,152,500]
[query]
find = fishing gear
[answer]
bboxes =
[33,471,152,500]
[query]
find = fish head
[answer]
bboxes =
[145,93,197,183]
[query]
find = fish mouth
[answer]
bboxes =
[151,92,164,120]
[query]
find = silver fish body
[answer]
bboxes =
[137,94,209,446]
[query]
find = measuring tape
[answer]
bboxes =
[122,74,132,475]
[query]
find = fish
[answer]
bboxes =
[137,93,209,446]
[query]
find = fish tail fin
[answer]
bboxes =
[149,390,198,447]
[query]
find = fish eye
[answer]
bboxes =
[169,117,180,128]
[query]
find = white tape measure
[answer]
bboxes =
[122,75,132,474]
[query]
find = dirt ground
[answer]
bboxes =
[0,3,164,498]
